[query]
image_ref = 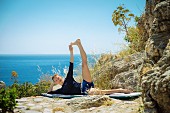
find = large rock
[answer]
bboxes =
[92,52,144,90]
[141,0,170,113]
[142,40,170,113]
[14,96,142,113]
[0,81,5,89]
[66,95,113,111]
[145,0,170,63]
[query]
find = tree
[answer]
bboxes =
[112,5,139,42]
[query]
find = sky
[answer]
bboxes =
[0,0,146,54]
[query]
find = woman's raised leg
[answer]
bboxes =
[71,39,92,82]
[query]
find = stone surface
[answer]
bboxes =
[65,95,113,111]
[141,40,170,113]
[92,52,144,90]
[0,81,5,89]
[145,0,170,63]
[140,0,170,113]
[14,96,143,113]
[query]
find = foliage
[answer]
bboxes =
[116,46,136,59]
[11,82,36,98]
[9,71,52,98]
[112,5,137,38]
[34,80,51,96]
[10,81,51,98]
[93,71,114,89]
[0,87,17,113]
[91,53,116,89]
[11,71,18,77]
[11,71,18,83]
[126,26,145,52]
[112,5,145,53]
[35,74,52,95]
[97,53,114,65]
[9,74,50,98]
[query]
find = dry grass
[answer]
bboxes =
[116,47,136,59]
[103,100,115,106]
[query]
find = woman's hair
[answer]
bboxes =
[52,74,58,81]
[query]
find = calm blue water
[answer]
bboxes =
[0,54,97,86]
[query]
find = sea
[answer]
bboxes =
[0,54,98,86]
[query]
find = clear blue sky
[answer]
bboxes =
[0,0,146,54]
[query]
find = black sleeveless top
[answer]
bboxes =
[47,62,81,95]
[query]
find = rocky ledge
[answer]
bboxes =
[14,95,143,113]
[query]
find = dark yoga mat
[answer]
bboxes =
[41,92,142,99]
[108,92,142,100]
[41,93,85,99]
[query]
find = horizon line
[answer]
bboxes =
[0,53,101,55]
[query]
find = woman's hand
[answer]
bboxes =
[69,44,74,63]
[48,82,55,92]
[69,44,73,53]
[87,88,105,95]
[51,82,55,86]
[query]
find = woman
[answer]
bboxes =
[48,39,132,95]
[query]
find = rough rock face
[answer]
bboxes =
[145,0,170,63]
[92,52,145,91]
[142,40,170,113]
[65,95,113,111]
[141,0,170,113]
[0,81,5,89]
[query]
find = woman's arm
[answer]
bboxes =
[99,89,132,94]
[47,84,62,94]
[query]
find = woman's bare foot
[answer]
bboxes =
[71,39,81,46]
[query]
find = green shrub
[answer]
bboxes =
[10,80,51,98]
[11,71,18,84]
[112,5,144,56]
[9,73,52,98]
[34,74,52,95]
[126,26,145,52]
[116,46,136,59]
[90,53,116,89]
[11,82,36,98]
[34,80,51,96]
[112,5,138,40]
[0,87,17,113]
